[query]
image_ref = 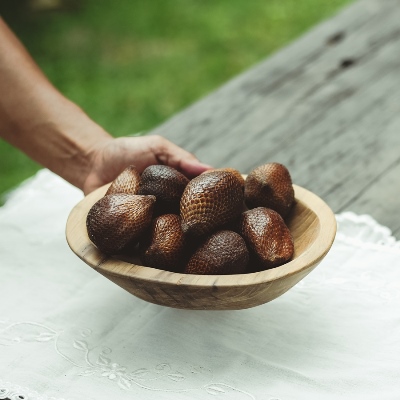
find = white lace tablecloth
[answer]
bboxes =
[1,170,400,400]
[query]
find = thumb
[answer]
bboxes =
[179,158,213,178]
[151,135,213,178]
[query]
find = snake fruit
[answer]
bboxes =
[86,194,155,255]
[180,170,244,236]
[240,207,294,271]
[244,163,294,218]
[138,165,189,214]
[140,214,186,272]
[105,165,140,196]
[184,230,249,275]
[202,167,245,188]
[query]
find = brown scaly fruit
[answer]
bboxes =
[244,163,294,218]
[86,194,155,255]
[202,168,245,189]
[240,207,294,271]
[180,170,244,236]
[184,230,249,275]
[138,165,189,214]
[140,214,186,272]
[105,165,140,196]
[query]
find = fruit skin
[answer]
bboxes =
[138,165,189,214]
[244,163,294,218]
[184,230,249,275]
[180,170,244,236]
[106,165,140,196]
[140,214,186,272]
[86,194,155,255]
[240,207,294,271]
[202,168,245,188]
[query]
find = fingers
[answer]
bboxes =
[149,135,213,178]
[83,135,213,195]
[179,158,214,178]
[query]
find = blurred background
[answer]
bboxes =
[0,0,352,201]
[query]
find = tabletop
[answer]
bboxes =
[150,0,400,236]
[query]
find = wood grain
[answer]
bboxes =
[148,0,400,235]
[66,183,336,310]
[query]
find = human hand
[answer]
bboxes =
[82,135,212,195]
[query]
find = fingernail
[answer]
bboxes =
[188,159,213,168]
[184,160,213,177]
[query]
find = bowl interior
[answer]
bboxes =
[287,199,320,259]
[115,196,319,276]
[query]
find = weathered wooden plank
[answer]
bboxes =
[149,0,400,233]
[348,162,400,235]
[152,0,396,148]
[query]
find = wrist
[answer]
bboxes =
[54,122,113,191]
[9,94,113,191]
[42,104,113,191]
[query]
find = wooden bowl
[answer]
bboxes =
[66,182,336,310]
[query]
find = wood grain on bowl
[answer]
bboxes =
[66,179,336,310]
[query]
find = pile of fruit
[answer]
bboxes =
[86,163,295,275]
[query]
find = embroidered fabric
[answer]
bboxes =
[0,380,66,400]
[1,170,400,400]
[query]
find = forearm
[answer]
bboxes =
[0,18,112,190]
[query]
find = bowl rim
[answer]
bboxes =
[66,181,337,289]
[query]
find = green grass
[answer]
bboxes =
[0,0,352,199]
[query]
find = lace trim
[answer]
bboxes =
[335,211,400,252]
